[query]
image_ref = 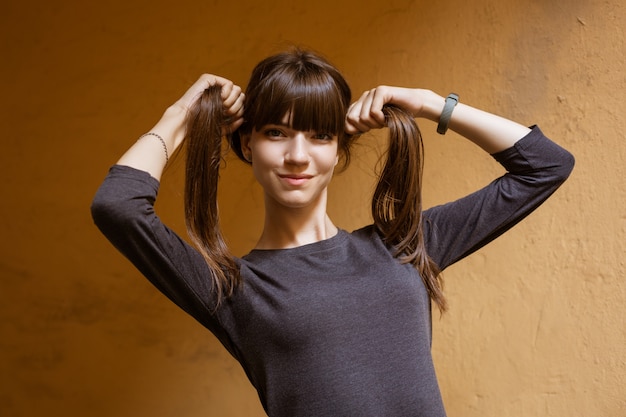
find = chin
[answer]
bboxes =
[272,193,322,209]
[279,199,315,209]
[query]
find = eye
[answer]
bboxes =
[312,132,334,141]
[263,128,285,138]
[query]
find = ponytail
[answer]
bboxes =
[373,105,447,312]
[184,85,240,307]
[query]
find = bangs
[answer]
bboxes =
[246,67,349,136]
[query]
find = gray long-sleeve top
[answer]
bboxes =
[91,126,574,416]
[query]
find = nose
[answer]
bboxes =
[285,133,310,165]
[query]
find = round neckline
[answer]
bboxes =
[245,228,348,258]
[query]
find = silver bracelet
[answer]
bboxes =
[437,93,459,135]
[139,132,169,163]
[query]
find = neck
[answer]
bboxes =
[255,194,338,250]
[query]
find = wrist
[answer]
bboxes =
[152,105,188,150]
[436,93,460,135]
[415,90,446,122]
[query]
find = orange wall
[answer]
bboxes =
[1,0,624,416]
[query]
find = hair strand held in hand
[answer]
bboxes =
[374,105,447,312]
[184,85,240,308]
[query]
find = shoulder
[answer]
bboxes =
[350,224,383,244]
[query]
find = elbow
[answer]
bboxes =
[554,149,576,184]
[90,194,122,236]
[90,190,137,238]
[90,195,112,229]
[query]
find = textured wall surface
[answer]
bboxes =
[1,0,624,416]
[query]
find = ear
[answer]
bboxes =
[240,133,252,162]
[334,143,342,167]
[240,132,251,151]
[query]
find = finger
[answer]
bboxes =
[177,74,219,109]
[222,85,243,110]
[212,76,235,100]
[230,112,245,130]
[345,92,372,133]
[222,108,245,136]
[225,101,245,125]
[344,120,365,135]
[345,115,371,134]
[198,73,225,93]
[357,89,378,126]
[230,92,245,115]
[368,87,389,125]
[224,96,245,125]
[352,89,385,130]
[360,88,389,127]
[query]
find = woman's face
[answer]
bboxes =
[242,114,339,211]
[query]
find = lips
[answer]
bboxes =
[278,173,313,186]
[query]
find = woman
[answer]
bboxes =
[91,49,574,416]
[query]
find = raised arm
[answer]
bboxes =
[345,85,574,272]
[91,75,245,326]
[345,86,530,153]
[117,74,244,180]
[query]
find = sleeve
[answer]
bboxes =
[90,165,224,331]
[423,126,575,271]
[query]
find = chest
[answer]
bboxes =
[234,246,432,356]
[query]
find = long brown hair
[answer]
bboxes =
[375,105,446,312]
[182,49,446,312]
[184,85,240,307]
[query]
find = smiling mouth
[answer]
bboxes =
[278,174,313,186]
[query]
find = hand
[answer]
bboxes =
[172,74,245,133]
[345,86,428,135]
